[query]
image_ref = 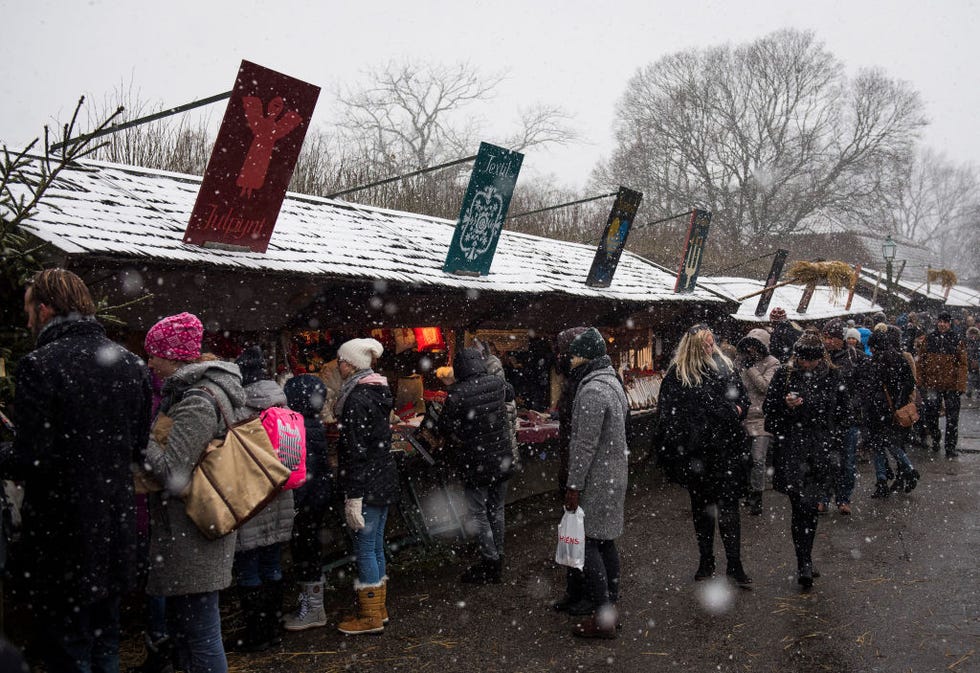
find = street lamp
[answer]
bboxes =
[882,235,898,314]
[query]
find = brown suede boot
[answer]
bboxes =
[379,576,389,625]
[337,582,385,635]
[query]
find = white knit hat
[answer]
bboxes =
[337,338,384,370]
[845,328,861,342]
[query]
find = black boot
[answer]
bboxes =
[726,560,753,588]
[870,480,889,499]
[264,579,284,648]
[460,559,497,585]
[902,469,920,493]
[126,635,174,673]
[694,556,715,581]
[797,562,814,590]
[225,586,274,653]
[554,568,592,613]
[487,557,503,584]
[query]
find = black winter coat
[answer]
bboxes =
[285,375,333,511]
[656,357,750,501]
[763,362,847,506]
[770,322,803,363]
[865,350,917,431]
[337,381,400,506]
[439,348,515,487]
[3,317,152,610]
[828,345,869,425]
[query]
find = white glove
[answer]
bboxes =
[344,497,365,531]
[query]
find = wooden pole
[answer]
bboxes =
[845,264,861,311]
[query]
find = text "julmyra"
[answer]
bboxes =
[204,204,268,240]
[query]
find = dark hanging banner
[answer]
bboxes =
[443,142,524,276]
[184,60,320,253]
[585,187,643,288]
[754,248,790,316]
[673,209,712,293]
[797,281,818,314]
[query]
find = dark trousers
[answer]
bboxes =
[583,537,620,609]
[39,594,121,673]
[789,493,818,571]
[689,488,742,565]
[922,389,961,453]
[290,476,333,582]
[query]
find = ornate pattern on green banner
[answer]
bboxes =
[443,142,523,276]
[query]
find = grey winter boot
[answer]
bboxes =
[283,580,327,632]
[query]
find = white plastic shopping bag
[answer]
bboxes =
[554,507,585,569]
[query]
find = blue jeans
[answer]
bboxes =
[871,426,914,481]
[40,594,120,673]
[233,543,282,587]
[355,504,388,585]
[463,478,508,561]
[168,592,226,673]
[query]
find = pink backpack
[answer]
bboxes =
[260,407,307,490]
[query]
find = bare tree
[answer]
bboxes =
[857,149,980,273]
[599,29,927,249]
[86,83,214,175]
[333,61,578,216]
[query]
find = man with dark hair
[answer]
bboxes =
[917,312,968,458]
[2,268,152,672]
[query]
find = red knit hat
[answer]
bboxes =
[769,307,787,322]
[145,312,203,362]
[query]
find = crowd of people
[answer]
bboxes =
[0,268,974,669]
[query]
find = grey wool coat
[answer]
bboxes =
[566,358,630,540]
[143,360,246,597]
[235,379,296,553]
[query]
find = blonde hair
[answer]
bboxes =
[671,327,732,387]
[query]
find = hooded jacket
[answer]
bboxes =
[235,379,295,552]
[439,347,515,487]
[285,374,333,512]
[738,328,780,437]
[143,359,246,596]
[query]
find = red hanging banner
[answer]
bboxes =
[183,60,320,253]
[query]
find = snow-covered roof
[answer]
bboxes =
[14,158,722,307]
[699,276,881,323]
[858,268,980,308]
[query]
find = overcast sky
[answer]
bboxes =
[1,0,977,187]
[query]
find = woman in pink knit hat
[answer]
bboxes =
[140,312,247,673]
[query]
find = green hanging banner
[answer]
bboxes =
[674,209,712,293]
[443,142,524,276]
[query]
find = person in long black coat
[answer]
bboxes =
[2,269,152,671]
[763,333,849,590]
[657,324,752,586]
[438,347,515,584]
[865,329,920,496]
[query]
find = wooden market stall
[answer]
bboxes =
[12,156,730,542]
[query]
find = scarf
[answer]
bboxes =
[334,368,388,418]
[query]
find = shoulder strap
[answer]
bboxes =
[882,385,895,412]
